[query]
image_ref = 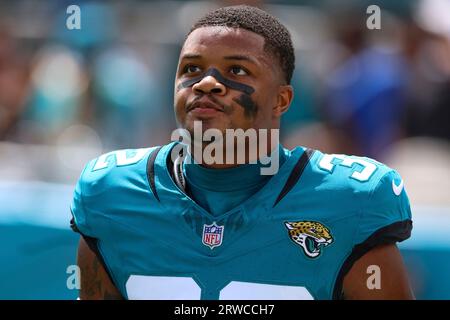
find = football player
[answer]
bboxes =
[71,5,414,300]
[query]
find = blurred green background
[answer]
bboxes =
[0,0,449,299]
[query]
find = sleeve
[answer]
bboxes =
[332,169,413,299]
[70,163,94,237]
[354,169,412,247]
[69,161,120,290]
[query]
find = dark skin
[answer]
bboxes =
[77,238,123,300]
[342,244,414,299]
[78,26,414,300]
[174,27,292,167]
[174,27,292,134]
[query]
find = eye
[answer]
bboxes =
[230,66,248,76]
[183,65,201,74]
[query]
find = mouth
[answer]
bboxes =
[186,98,225,118]
[305,236,330,253]
[305,237,320,253]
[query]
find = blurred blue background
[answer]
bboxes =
[0,0,449,299]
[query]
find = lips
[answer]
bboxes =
[188,99,224,112]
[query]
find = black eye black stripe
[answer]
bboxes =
[177,68,255,95]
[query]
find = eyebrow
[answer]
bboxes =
[180,53,202,60]
[223,55,258,65]
[180,53,258,65]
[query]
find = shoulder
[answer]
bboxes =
[305,149,412,242]
[302,149,412,230]
[306,149,401,198]
[70,146,161,236]
[79,147,156,188]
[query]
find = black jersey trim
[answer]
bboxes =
[146,146,163,202]
[273,148,315,207]
[332,219,413,300]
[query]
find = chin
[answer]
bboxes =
[185,118,229,133]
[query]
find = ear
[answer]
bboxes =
[273,85,294,118]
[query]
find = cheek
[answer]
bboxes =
[174,90,188,118]
[247,93,277,125]
[259,90,278,117]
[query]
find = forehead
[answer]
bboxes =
[181,26,271,66]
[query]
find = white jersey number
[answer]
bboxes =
[92,148,151,171]
[318,154,377,182]
[125,275,314,300]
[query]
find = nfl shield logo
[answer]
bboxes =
[202,222,224,249]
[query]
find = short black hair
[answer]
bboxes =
[188,5,295,84]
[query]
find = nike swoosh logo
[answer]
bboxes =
[392,179,404,196]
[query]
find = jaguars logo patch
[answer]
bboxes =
[284,221,333,258]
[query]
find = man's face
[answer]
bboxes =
[174,26,285,135]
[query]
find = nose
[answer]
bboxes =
[192,76,226,95]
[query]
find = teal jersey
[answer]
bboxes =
[70,142,412,300]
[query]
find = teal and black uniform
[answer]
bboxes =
[70,142,412,299]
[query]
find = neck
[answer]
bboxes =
[187,131,281,170]
[183,144,288,192]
